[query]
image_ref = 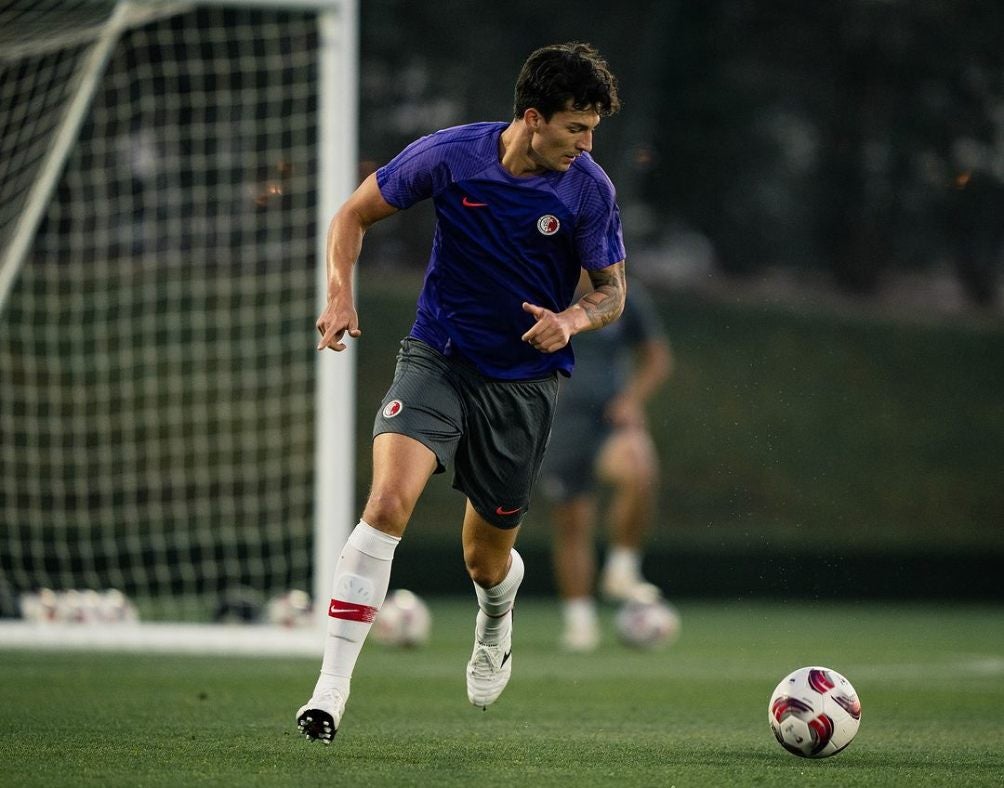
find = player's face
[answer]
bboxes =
[528,103,601,172]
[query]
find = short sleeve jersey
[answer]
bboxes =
[376,121,625,380]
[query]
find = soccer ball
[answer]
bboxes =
[265,589,313,628]
[614,597,680,649]
[19,588,59,622]
[20,588,139,624]
[768,666,862,758]
[371,589,431,647]
[95,589,139,623]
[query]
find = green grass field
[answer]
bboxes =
[3,599,1002,786]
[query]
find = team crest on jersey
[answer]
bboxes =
[382,399,403,418]
[537,214,560,235]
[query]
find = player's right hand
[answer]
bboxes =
[316,293,360,351]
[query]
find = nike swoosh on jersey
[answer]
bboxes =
[495,505,521,516]
[462,196,488,207]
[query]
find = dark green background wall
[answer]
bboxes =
[353,277,1003,600]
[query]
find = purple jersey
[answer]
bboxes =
[376,122,625,380]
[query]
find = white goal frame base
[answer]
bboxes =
[0,621,324,656]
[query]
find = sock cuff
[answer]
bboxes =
[480,548,524,603]
[346,520,400,561]
[496,548,524,594]
[563,596,596,616]
[608,545,640,561]
[605,546,641,574]
[564,597,598,627]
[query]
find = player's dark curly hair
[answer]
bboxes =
[513,42,621,120]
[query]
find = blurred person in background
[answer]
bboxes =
[539,274,672,651]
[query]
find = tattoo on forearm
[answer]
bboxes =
[581,265,626,329]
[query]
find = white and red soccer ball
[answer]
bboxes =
[265,589,313,628]
[768,666,862,757]
[20,588,138,624]
[372,589,431,648]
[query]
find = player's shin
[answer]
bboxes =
[315,520,400,697]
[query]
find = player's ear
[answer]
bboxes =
[524,108,543,129]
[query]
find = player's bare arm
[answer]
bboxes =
[316,173,398,351]
[581,261,626,329]
[521,261,626,353]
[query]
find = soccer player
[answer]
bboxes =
[538,275,672,651]
[298,42,625,743]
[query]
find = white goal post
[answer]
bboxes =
[0,0,357,653]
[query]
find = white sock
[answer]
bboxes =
[315,520,400,697]
[563,596,598,631]
[473,548,523,644]
[604,546,641,580]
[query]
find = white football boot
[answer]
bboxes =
[296,687,347,744]
[466,610,513,709]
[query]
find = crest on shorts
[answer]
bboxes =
[382,399,403,418]
[537,214,560,235]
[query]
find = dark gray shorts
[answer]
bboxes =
[373,338,559,528]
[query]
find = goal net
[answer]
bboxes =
[0,0,357,652]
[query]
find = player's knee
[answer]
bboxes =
[361,490,414,534]
[463,549,506,589]
[605,438,658,487]
[628,459,659,490]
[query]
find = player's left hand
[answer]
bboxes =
[521,302,577,353]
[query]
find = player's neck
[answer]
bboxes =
[499,120,546,177]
